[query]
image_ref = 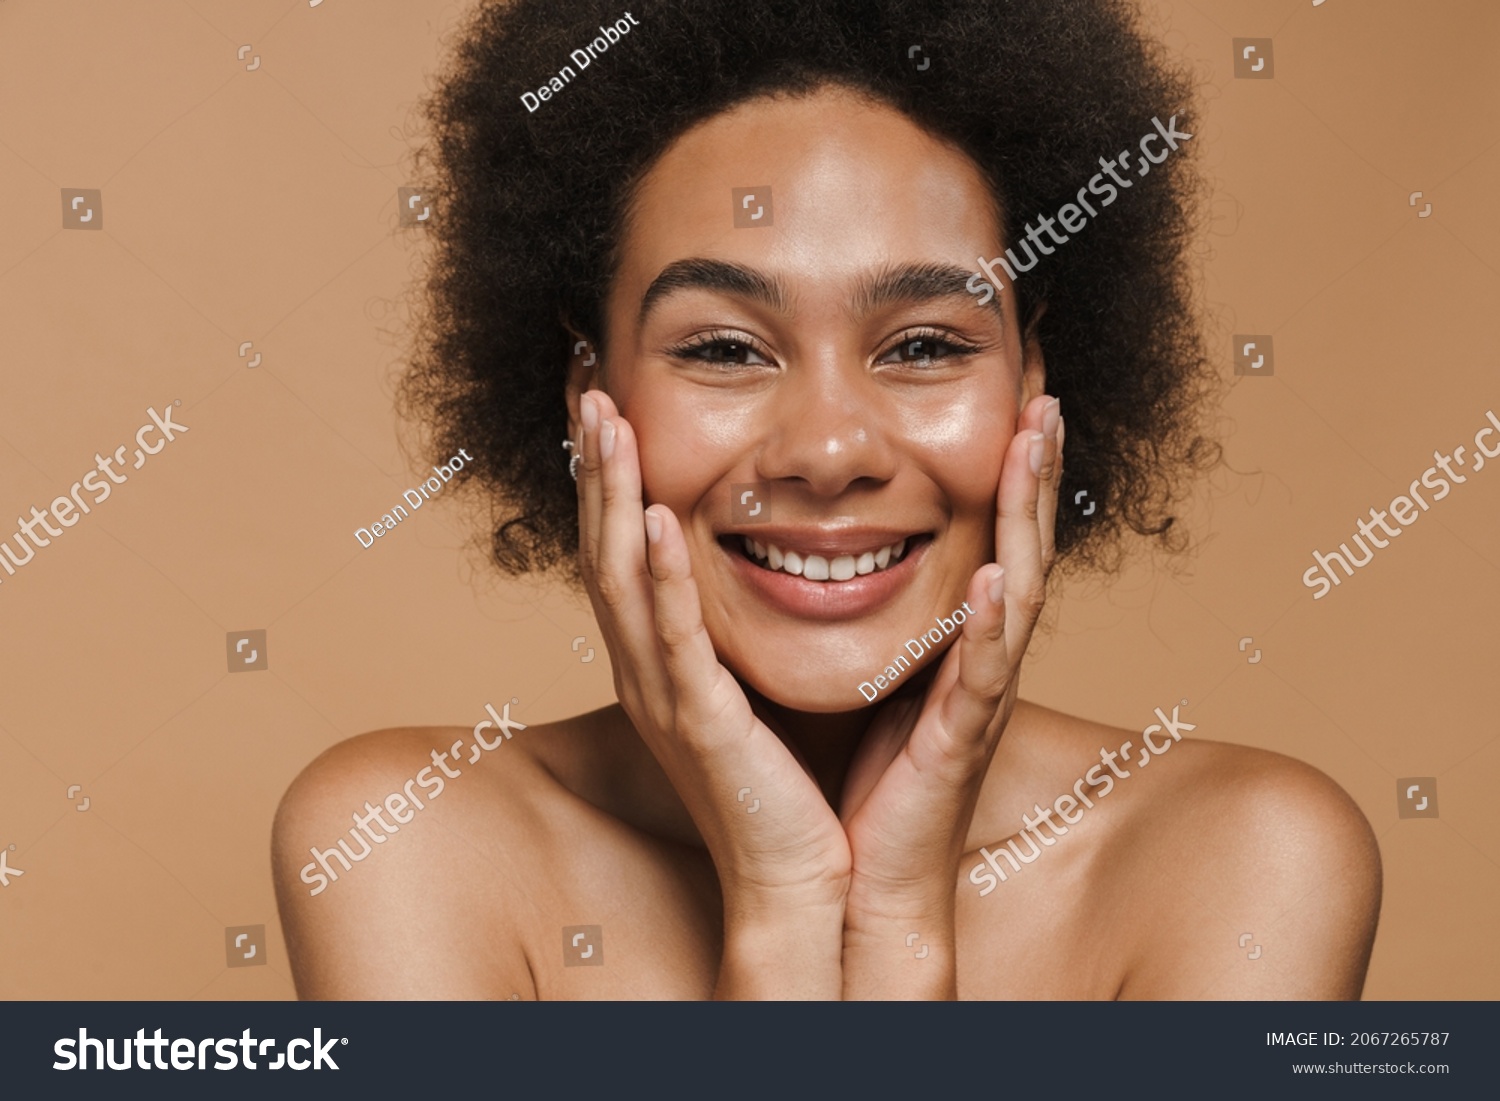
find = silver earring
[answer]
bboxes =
[562,439,579,481]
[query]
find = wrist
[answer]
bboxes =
[842,909,957,1002]
[842,897,954,956]
[718,897,846,1001]
[719,858,850,920]
[845,865,955,930]
[841,876,957,1001]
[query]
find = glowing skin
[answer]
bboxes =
[588,88,1041,715]
[277,86,1381,1008]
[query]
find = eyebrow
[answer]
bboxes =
[638,258,791,326]
[850,261,1005,326]
[637,258,1005,328]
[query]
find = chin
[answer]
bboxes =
[716,641,940,716]
[730,665,881,715]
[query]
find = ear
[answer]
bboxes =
[561,319,603,443]
[1018,301,1048,408]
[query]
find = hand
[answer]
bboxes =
[838,394,1064,998]
[574,390,850,997]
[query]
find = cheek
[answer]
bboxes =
[894,393,1014,513]
[625,389,745,508]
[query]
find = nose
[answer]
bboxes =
[755,359,898,497]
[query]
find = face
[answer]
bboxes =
[573,85,1044,713]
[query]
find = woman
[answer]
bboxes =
[274,0,1380,999]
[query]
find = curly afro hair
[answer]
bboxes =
[400,0,1217,583]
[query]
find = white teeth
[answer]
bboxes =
[737,535,916,582]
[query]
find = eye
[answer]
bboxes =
[669,331,773,367]
[878,330,981,367]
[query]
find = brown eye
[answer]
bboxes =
[878,332,980,367]
[670,332,772,367]
[697,340,758,364]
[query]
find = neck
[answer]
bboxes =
[745,694,867,803]
[743,666,940,806]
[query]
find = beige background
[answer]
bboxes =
[0,0,1495,1000]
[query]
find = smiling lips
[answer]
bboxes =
[721,528,928,620]
[739,536,910,582]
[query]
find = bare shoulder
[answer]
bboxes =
[1060,707,1381,998]
[1120,731,1382,912]
[974,701,1381,998]
[1005,700,1380,886]
[272,717,576,999]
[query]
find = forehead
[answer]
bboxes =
[614,86,1001,305]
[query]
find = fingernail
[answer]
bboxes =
[581,393,599,432]
[1043,398,1061,440]
[644,508,662,544]
[988,567,1005,606]
[1028,432,1046,476]
[600,418,616,460]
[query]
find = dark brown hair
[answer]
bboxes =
[401,0,1217,581]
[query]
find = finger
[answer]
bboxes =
[643,503,738,733]
[592,404,646,606]
[1036,399,1061,570]
[995,417,1048,661]
[573,391,677,721]
[589,408,679,707]
[575,390,605,574]
[934,564,1012,750]
[1014,390,1050,437]
[579,390,643,606]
